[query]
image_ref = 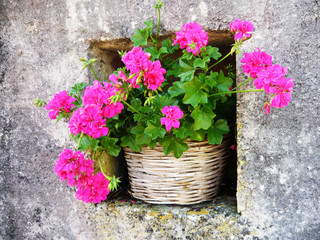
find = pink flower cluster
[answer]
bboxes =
[55,149,110,204]
[68,81,124,138]
[121,47,166,91]
[45,90,76,119]
[76,172,110,204]
[173,22,209,55]
[241,49,294,113]
[122,47,151,74]
[241,48,272,78]
[229,19,254,41]
[161,106,184,131]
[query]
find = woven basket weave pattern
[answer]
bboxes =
[124,139,230,205]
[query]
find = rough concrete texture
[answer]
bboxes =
[0,0,319,239]
[235,1,320,239]
[89,196,267,240]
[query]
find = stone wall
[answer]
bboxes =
[0,0,319,239]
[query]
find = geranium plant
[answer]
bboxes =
[35,1,294,203]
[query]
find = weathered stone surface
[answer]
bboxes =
[0,0,319,239]
[236,0,320,238]
[88,196,267,240]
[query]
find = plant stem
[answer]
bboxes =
[89,65,98,81]
[156,6,161,44]
[208,51,232,70]
[121,99,142,115]
[231,77,253,91]
[209,89,264,97]
[77,133,85,149]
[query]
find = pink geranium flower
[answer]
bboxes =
[109,74,122,88]
[160,106,184,131]
[45,90,76,119]
[122,47,151,73]
[68,104,109,138]
[255,64,288,91]
[83,81,107,107]
[144,60,166,91]
[229,19,254,41]
[173,22,208,55]
[241,48,272,78]
[76,172,110,204]
[54,149,94,187]
[103,102,124,118]
[269,77,294,108]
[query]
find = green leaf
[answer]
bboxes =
[121,135,142,152]
[144,19,154,29]
[136,133,152,145]
[181,49,195,60]
[173,127,190,139]
[153,94,176,109]
[70,82,88,95]
[130,123,146,134]
[191,106,216,130]
[101,137,121,156]
[207,119,230,145]
[166,61,180,77]
[133,113,143,122]
[190,129,206,141]
[216,70,233,93]
[148,140,157,149]
[205,71,219,88]
[131,28,149,47]
[194,56,210,68]
[159,47,168,55]
[159,136,188,159]
[130,98,142,110]
[130,123,151,145]
[178,59,195,82]
[145,120,166,140]
[70,133,82,142]
[145,46,160,59]
[173,121,192,139]
[207,96,218,109]
[140,106,151,113]
[168,81,185,98]
[206,46,222,60]
[161,39,179,54]
[73,99,83,108]
[182,77,208,107]
[78,136,99,152]
[214,119,230,133]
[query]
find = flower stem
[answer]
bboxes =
[209,89,264,97]
[121,99,142,115]
[231,77,253,91]
[208,51,232,70]
[89,65,98,81]
[77,133,85,149]
[156,3,161,44]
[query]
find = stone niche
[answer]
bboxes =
[83,32,263,239]
[87,31,238,199]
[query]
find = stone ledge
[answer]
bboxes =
[87,195,266,240]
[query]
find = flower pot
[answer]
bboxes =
[93,151,120,178]
[124,138,230,205]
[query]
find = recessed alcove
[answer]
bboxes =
[87,31,238,205]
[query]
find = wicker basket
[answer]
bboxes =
[124,138,230,205]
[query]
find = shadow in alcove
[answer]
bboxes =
[87,31,238,204]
